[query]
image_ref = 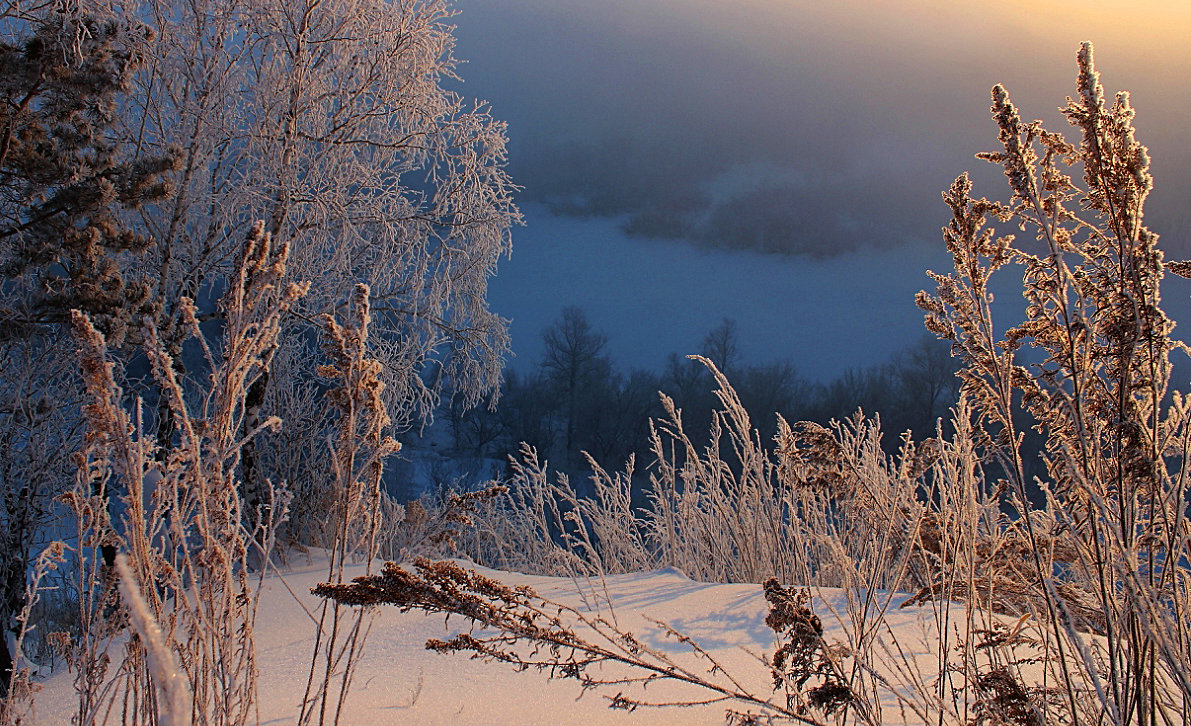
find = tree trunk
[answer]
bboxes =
[240,368,270,539]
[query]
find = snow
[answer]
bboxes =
[33,554,957,725]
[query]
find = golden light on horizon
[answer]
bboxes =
[998,0,1191,46]
[673,0,1191,95]
[694,0,1191,46]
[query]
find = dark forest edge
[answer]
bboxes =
[447,308,963,477]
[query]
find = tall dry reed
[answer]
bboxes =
[63,221,307,725]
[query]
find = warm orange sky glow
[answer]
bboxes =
[455,0,1191,249]
[610,0,1191,181]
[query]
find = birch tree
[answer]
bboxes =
[125,0,517,406]
[118,0,518,511]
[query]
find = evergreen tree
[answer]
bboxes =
[0,4,173,694]
[0,8,175,345]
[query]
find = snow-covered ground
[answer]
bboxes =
[33,555,956,725]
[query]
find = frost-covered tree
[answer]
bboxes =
[121,0,517,412]
[0,339,84,698]
[0,6,173,345]
[105,0,518,516]
[3,0,518,693]
[700,317,739,375]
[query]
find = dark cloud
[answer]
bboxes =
[451,0,1191,257]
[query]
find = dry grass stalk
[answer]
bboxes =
[64,220,306,725]
[111,554,185,726]
[917,41,1191,725]
[374,485,509,564]
[0,542,66,726]
[316,558,845,726]
[298,283,399,726]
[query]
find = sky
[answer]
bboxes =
[447,0,1191,379]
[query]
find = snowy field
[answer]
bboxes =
[33,555,956,725]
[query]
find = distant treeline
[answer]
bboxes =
[447,306,969,474]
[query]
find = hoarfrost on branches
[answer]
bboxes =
[122,0,519,422]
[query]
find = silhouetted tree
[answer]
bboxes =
[447,389,504,458]
[661,352,717,446]
[808,365,895,432]
[496,368,557,462]
[736,362,808,445]
[888,335,960,437]
[540,306,613,468]
[580,368,663,469]
[700,317,740,375]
